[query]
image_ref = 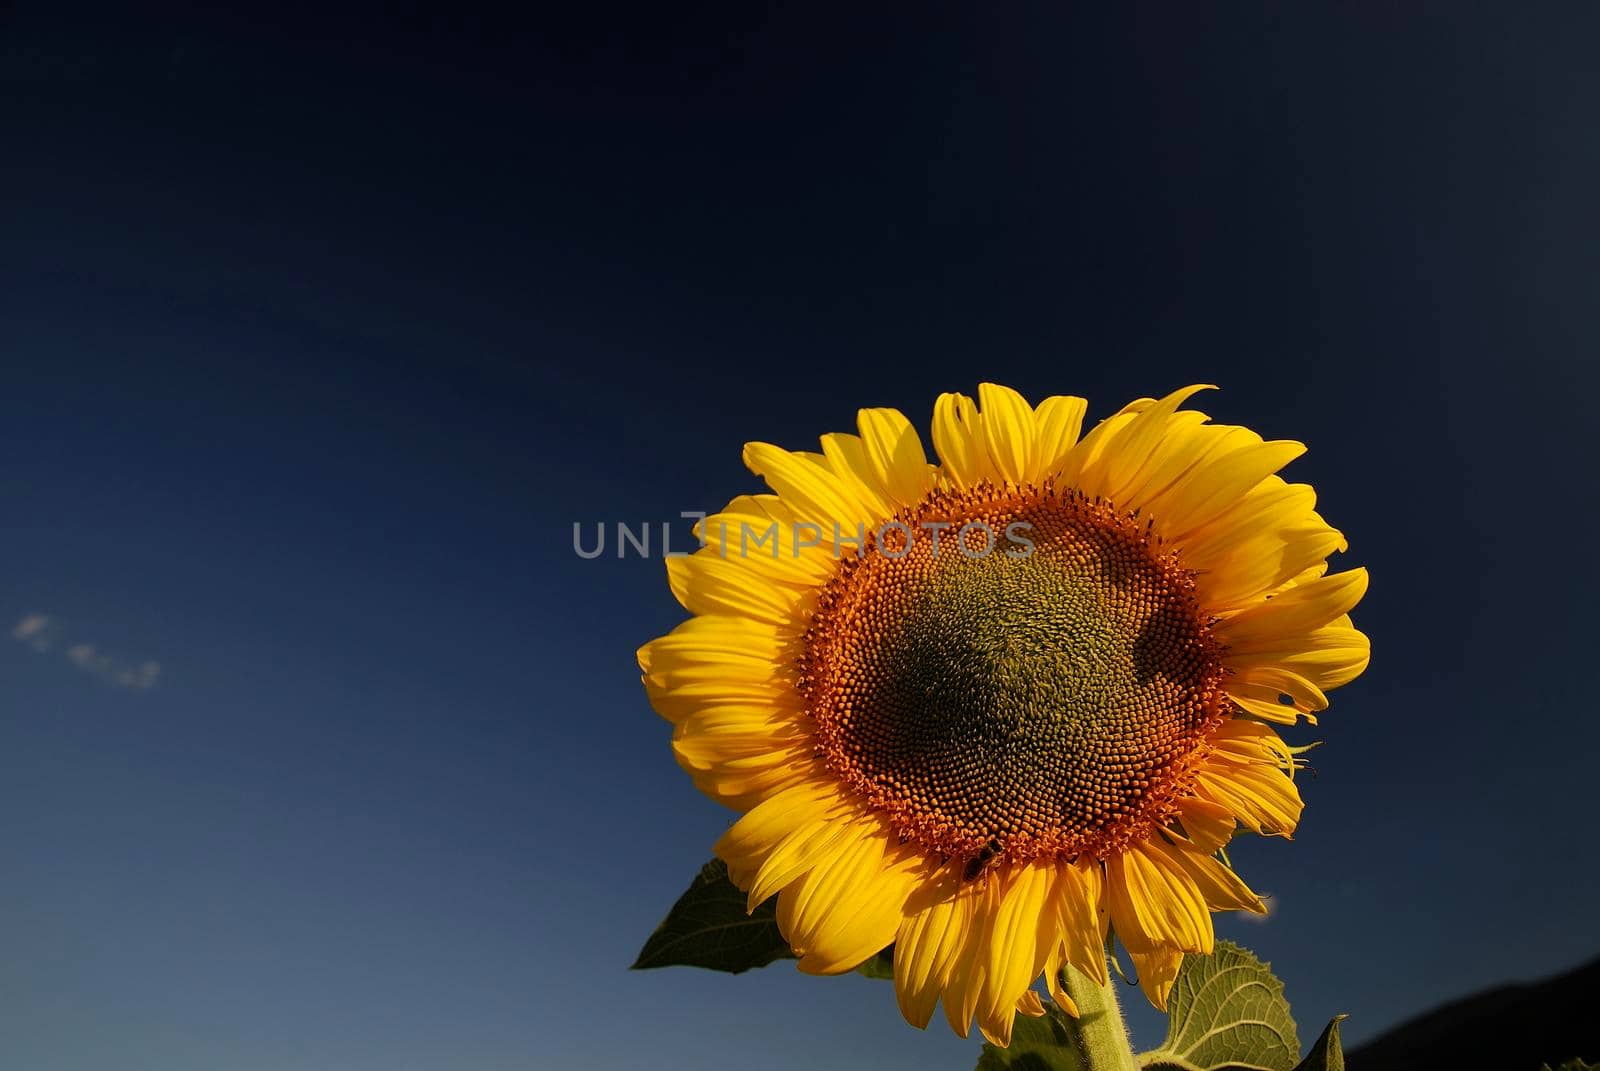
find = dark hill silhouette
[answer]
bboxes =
[1349,954,1599,1070]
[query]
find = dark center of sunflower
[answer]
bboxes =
[799,483,1227,866]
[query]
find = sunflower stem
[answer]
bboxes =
[1058,964,1139,1071]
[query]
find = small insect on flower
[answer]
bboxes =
[639,384,1370,1047]
[961,839,1004,883]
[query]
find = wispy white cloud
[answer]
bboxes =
[11,613,55,650]
[116,661,162,690]
[10,613,161,691]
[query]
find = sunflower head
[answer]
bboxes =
[639,384,1369,1046]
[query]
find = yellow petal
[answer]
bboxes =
[894,874,979,1030]
[1150,439,1307,540]
[641,674,795,725]
[1166,839,1266,914]
[1128,947,1184,1012]
[1178,478,1317,565]
[942,877,997,1037]
[1082,384,1215,504]
[1207,719,1295,764]
[743,809,857,909]
[932,391,989,488]
[1113,413,1237,515]
[1055,404,1144,489]
[777,822,927,976]
[686,752,820,812]
[666,553,809,626]
[638,616,796,726]
[1106,838,1212,955]
[1196,518,1349,610]
[817,434,897,523]
[1043,945,1078,1016]
[977,864,1055,1045]
[1226,687,1309,725]
[698,494,838,585]
[858,406,935,507]
[1175,796,1237,852]
[1225,623,1371,695]
[640,614,790,676]
[976,383,1037,487]
[670,706,807,769]
[1194,761,1303,838]
[714,780,841,886]
[1225,672,1328,722]
[743,441,866,532]
[1049,857,1109,986]
[1032,394,1088,481]
[1217,569,1370,652]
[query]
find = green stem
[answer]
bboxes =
[1059,963,1139,1071]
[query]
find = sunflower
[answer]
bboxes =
[638,384,1369,1045]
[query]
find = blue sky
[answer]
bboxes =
[3,5,1598,1069]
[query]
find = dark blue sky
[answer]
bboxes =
[3,5,1597,1069]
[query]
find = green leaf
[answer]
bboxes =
[631,859,793,973]
[1139,941,1300,1071]
[976,1000,1090,1071]
[1540,1062,1599,1071]
[1291,1016,1345,1071]
[855,945,895,980]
